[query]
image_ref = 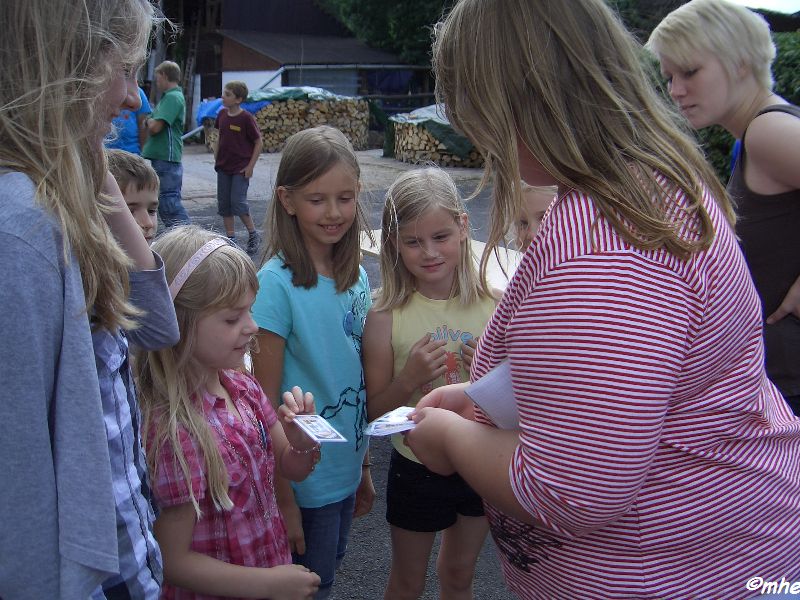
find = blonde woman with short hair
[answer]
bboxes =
[404,0,800,598]
[649,0,800,415]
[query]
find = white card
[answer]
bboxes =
[464,360,519,429]
[293,414,348,443]
[365,406,416,436]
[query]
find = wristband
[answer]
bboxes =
[289,444,320,456]
[287,444,321,471]
[361,463,372,469]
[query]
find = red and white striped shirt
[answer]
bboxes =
[473,182,800,599]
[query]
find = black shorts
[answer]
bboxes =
[385,449,484,532]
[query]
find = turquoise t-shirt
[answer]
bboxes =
[252,256,371,508]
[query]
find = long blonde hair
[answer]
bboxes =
[262,125,370,292]
[0,0,158,330]
[136,226,260,516]
[374,167,492,311]
[433,0,733,277]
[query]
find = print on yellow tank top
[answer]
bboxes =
[390,292,496,462]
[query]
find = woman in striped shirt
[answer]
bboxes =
[405,0,800,598]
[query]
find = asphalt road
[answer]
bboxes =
[179,144,515,600]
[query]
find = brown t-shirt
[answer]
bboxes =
[727,103,800,398]
[214,109,261,175]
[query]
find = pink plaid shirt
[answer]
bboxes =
[152,369,290,600]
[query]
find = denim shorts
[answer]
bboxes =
[293,494,356,600]
[216,171,251,217]
[386,449,484,532]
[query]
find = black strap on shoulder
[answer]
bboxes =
[741,104,800,147]
[755,103,800,119]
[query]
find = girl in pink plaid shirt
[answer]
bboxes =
[135,226,321,600]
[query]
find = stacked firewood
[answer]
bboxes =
[393,122,483,168]
[204,97,369,153]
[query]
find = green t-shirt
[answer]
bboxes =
[142,87,185,163]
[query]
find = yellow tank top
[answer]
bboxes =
[390,292,496,462]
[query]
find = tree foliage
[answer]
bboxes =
[314,0,450,65]
[607,0,684,41]
[319,0,799,183]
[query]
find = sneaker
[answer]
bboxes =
[227,235,238,247]
[246,230,261,255]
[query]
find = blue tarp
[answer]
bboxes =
[196,98,271,127]
[196,86,361,127]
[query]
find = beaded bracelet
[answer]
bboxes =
[289,444,320,456]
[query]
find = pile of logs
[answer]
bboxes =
[392,121,483,168]
[204,97,369,153]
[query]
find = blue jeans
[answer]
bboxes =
[150,159,189,228]
[293,494,355,600]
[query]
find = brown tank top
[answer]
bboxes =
[727,103,800,397]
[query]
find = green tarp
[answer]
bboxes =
[386,104,475,159]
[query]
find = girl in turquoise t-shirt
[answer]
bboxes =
[251,125,373,600]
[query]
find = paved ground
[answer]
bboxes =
[180,143,515,600]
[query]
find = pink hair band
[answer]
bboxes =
[168,238,228,300]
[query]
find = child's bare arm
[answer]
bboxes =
[155,503,320,599]
[363,309,447,422]
[251,328,306,555]
[242,135,263,179]
[145,116,164,135]
[137,112,149,150]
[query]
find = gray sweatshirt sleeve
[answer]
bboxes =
[126,251,180,350]
[1,173,119,598]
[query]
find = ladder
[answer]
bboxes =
[182,9,201,132]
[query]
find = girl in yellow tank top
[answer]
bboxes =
[362,167,498,599]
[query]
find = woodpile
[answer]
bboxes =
[392,122,483,168]
[204,97,369,153]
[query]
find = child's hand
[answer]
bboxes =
[279,386,319,453]
[353,468,375,518]
[101,170,127,208]
[264,564,320,600]
[400,333,448,391]
[280,385,315,417]
[460,337,478,369]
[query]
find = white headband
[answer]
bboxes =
[168,238,228,300]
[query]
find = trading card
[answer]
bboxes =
[365,406,416,436]
[294,414,348,443]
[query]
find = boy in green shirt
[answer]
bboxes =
[142,61,190,227]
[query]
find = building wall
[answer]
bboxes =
[222,70,283,94]
[221,38,281,71]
